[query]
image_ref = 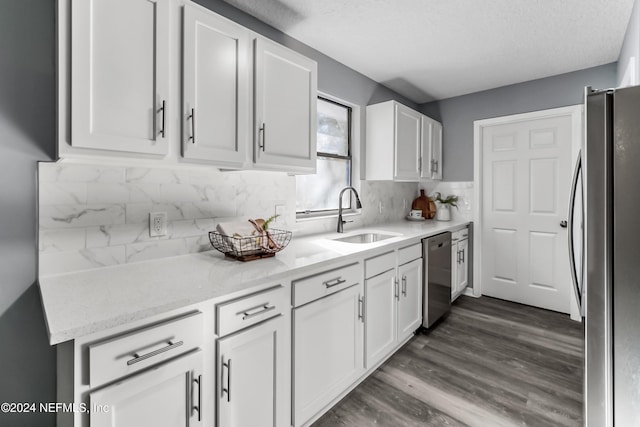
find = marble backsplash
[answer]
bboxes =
[38,161,419,276]
[419,180,474,222]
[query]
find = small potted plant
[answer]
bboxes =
[433,192,458,221]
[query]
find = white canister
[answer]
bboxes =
[435,203,451,221]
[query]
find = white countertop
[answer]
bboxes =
[39,219,469,345]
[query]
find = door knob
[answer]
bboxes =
[560,220,568,228]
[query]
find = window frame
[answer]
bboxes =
[296,95,355,217]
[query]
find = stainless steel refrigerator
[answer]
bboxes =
[573,85,640,426]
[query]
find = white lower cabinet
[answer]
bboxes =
[215,285,290,427]
[397,258,423,340]
[364,268,396,368]
[217,315,288,427]
[90,350,203,427]
[365,247,422,369]
[293,283,364,427]
[451,227,470,300]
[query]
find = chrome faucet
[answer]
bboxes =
[337,186,363,233]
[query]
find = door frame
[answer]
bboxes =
[472,105,583,321]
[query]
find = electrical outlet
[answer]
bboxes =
[274,204,285,224]
[149,212,167,237]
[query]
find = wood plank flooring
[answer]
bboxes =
[312,295,584,427]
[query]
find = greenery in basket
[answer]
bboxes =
[434,192,459,208]
[253,214,279,231]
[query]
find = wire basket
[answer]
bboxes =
[208,229,292,261]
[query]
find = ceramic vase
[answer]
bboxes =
[435,202,451,221]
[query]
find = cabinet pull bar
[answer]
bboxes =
[323,277,346,288]
[259,123,266,151]
[158,100,166,138]
[127,340,183,366]
[192,374,202,421]
[239,303,276,320]
[189,108,196,143]
[460,249,465,263]
[434,160,439,173]
[358,295,365,323]
[222,358,232,402]
[402,275,407,297]
[394,278,400,300]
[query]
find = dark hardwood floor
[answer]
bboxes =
[312,295,584,427]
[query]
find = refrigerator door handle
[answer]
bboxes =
[568,151,582,314]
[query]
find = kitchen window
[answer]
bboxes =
[296,96,353,215]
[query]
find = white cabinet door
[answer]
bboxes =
[218,315,288,427]
[293,284,364,427]
[397,258,423,340]
[364,269,396,369]
[182,4,249,167]
[394,104,421,181]
[71,0,169,155]
[254,38,317,173]
[457,238,469,293]
[451,238,459,299]
[421,116,443,180]
[90,350,203,427]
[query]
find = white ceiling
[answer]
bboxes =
[223,0,636,103]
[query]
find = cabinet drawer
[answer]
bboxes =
[452,227,469,241]
[293,263,361,307]
[397,243,422,265]
[217,285,287,337]
[365,251,395,279]
[89,311,203,387]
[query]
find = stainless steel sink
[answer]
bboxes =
[332,232,396,244]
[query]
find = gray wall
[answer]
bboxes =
[0,1,57,426]
[618,0,640,86]
[195,0,418,110]
[420,63,618,181]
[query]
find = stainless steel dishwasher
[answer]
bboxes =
[422,232,452,328]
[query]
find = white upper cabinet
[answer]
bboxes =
[366,100,424,181]
[253,38,317,173]
[394,104,422,180]
[70,0,170,155]
[421,115,443,180]
[182,3,249,167]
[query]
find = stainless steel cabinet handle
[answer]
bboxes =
[460,249,465,263]
[222,358,231,403]
[433,160,439,173]
[238,303,276,320]
[158,100,166,138]
[259,123,266,151]
[358,295,364,323]
[191,373,202,421]
[127,340,183,366]
[394,278,400,300]
[323,277,346,288]
[188,108,196,144]
[401,275,407,297]
[418,156,422,174]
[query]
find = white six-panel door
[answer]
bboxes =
[480,111,574,313]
